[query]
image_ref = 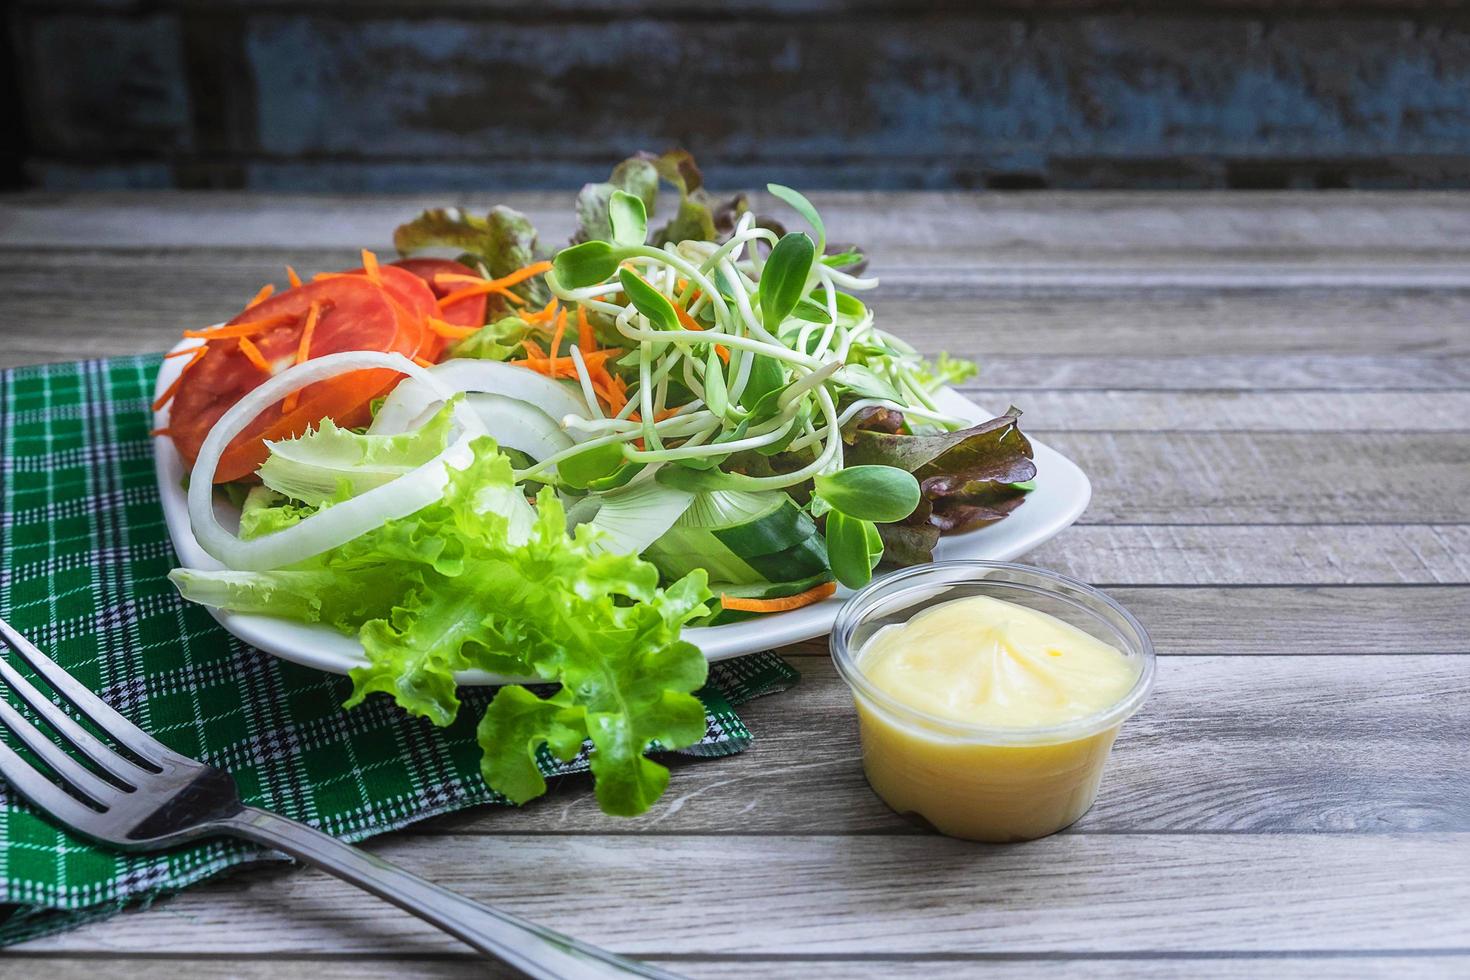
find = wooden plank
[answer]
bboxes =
[1037,432,1470,525]
[970,354,1470,392]
[1024,525,1470,585]
[911,290,1470,358]
[408,654,1470,837]
[5,192,1470,254]
[11,954,1470,980]
[1079,587,1470,654]
[9,249,1470,373]
[967,390,1470,431]
[15,832,1470,955]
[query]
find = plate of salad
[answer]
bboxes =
[153,152,1089,815]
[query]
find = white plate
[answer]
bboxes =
[154,345,1090,683]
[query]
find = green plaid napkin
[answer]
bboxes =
[0,355,799,946]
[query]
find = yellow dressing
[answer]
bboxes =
[853,594,1141,842]
[861,595,1139,729]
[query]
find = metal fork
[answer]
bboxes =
[0,617,683,979]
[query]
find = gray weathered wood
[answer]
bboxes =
[967,390,1470,431]
[1025,525,1470,585]
[1046,432,1470,524]
[409,654,1470,836]
[15,833,1470,956]
[10,954,1470,980]
[5,191,1470,253]
[4,191,1469,976]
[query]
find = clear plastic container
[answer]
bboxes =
[830,561,1156,842]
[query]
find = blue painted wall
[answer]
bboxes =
[8,2,1470,190]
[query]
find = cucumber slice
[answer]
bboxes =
[644,489,830,586]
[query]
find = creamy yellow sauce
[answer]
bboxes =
[861,595,1139,729]
[853,594,1141,842]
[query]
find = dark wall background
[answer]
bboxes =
[7,1,1470,192]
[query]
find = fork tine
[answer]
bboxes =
[0,618,174,773]
[0,698,123,803]
[0,739,110,838]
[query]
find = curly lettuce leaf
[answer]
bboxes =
[572,150,749,248]
[394,205,548,304]
[844,409,1037,564]
[573,156,659,245]
[914,352,978,391]
[449,315,532,362]
[256,400,456,506]
[170,435,712,816]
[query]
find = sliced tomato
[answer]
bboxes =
[168,276,418,483]
[391,258,490,330]
[335,264,440,361]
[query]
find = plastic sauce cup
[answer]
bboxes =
[830,561,1156,842]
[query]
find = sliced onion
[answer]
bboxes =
[369,358,592,435]
[187,351,485,572]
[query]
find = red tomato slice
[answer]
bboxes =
[334,264,440,361]
[391,258,490,329]
[169,277,418,483]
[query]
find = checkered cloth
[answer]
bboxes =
[0,355,799,945]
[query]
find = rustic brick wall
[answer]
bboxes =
[8,1,1470,190]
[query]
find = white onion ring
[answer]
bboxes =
[186,351,485,571]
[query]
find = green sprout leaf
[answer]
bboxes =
[553,241,622,289]
[556,442,628,490]
[757,232,815,330]
[791,297,833,324]
[739,354,786,411]
[833,291,867,319]
[826,511,881,589]
[619,267,680,331]
[767,183,826,254]
[703,345,728,417]
[609,190,649,248]
[813,465,921,523]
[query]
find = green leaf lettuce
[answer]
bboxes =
[170,437,713,817]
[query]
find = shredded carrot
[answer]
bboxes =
[280,302,321,415]
[671,304,729,362]
[183,313,296,340]
[603,375,628,413]
[654,406,681,422]
[523,297,559,326]
[496,260,553,286]
[432,272,485,287]
[673,304,701,331]
[296,302,321,363]
[245,283,275,309]
[435,260,552,308]
[439,281,526,308]
[413,355,434,368]
[361,249,381,285]
[151,346,207,411]
[162,345,204,359]
[720,581,838,614]
[238,336,272,373]
[548,309,568,378]
[576,306,595,351]
[286,265,302,288]
[426,317,479,340]
[516,348,618,379]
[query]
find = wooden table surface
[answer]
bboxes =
[1,191,1468,978]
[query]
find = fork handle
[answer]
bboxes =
[220,807,683,979]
